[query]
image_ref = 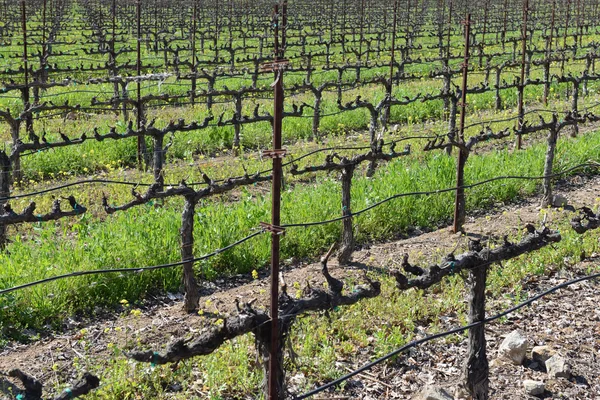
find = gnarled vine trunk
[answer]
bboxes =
[0,151,10,250]
[338,165,355,265]
[181,195,200,312]
[464,266,490,400]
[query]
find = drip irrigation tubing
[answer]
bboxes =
[0,230,264,296]
[3,132,439,201]
[281,162,599,228]
[0,162,597,295]
[296,270,600,399]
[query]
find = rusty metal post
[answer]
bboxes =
[516,0,529,150]
[358,0,365,63]
[390,0,399,82]
[453,13,471,234]
[21,0,33,139]
[544,0,556,106]
[136,0,145,169]
[267,4,287,399]
[446,0,453,59]
[502,0,508,49]
[190,0,198,105]
[383,0,399,127]
[561,0,571,77]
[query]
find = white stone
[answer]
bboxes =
[531,345,556,366]
[546,355,571,378]
[498,330,528,365]
[552,194,568,208]
[417,386,455,400]
[523,380,545,396]
[289,372,306,387]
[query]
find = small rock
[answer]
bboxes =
[531,346,556,367]
[546,355,571,378]
[417,385,454,400]
[528,361,540,370]
[166,292,184,301]
[552,194,568,208]
[523,380,545,396]
[498,330,528,365]
[167,383,182,392]
[489,357,506,368]
[453,384,470,399]
[289,372,306,387]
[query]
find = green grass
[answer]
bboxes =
[0,125,598,339]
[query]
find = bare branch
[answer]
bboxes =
[393,227,561,291]
[0,197,86,226]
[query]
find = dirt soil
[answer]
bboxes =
[0,174,598,399]
[338,261,600,400]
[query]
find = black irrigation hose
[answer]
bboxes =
[0,230,264,296]
[7,123,599,202]
[296,270,600,399]
[282,162,599,228]
[281,134,439,167]
[447,97,600,135]
[0,179,147,202]
[3,132,439,201]
[4,162,596,296]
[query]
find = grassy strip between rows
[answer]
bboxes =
[16,74,599,184]
[0,126,599,340]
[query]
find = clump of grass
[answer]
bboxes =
[0,127,599,337]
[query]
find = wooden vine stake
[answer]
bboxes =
[190,0,198,106]
[443,0,453,125]
[543,0,556,106]
[109,0,121,116]
[14,0,29,184]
